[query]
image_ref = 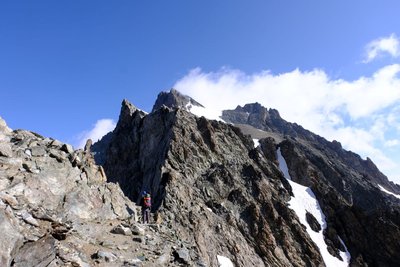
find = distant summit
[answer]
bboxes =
[152,88,204,112]
[152,89,224,121]
[222,102,400,194]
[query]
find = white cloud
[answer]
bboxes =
[363,34,400,63]
[76,119,116,149]
[174,65,400,184]
[385,139,400,148]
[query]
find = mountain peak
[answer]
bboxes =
[115,99,144,128]
[121,98,138,116]
[152,89,204,112]
[222,102,283,130]
[242,102,264,113]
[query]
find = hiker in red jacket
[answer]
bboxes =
[141,192,151,224]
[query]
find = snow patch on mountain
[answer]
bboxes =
[378,184,400,199]
[217,255,234,267]
[277,148,291,182]
[253,139,260,148]
[277,147,351,267]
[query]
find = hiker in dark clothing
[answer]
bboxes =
[141,192,151,224]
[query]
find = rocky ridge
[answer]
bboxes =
[2,88,400,267]
[92,89,400,267]
[94,100,327,266]
[94,90,400,266]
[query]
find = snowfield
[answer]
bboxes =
[277,148,351,267]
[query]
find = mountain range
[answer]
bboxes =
[1,89,399,266]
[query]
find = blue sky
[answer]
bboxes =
[1,1,400,182]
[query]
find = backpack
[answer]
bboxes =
[144,195,151,207]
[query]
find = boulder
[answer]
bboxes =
[20,210,40,227]
[131,224,145,236]
[0,209,24,266]
[110,224,132,235]
[306,211,321,232]
[0,143,12,157]
[30,146,46,157]
[93,250,117,262]
[174,247,191,264]
[12,235,56,267]
[61,143,74,154]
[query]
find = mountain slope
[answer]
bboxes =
[94,101,327,266]
[222,102,400,266]
[222,102,400,194]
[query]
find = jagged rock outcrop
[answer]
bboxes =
[94,96,337,266]
[94,91,400,266]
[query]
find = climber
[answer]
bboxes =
[141,192,151,224]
